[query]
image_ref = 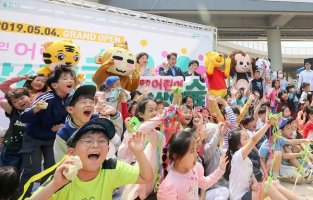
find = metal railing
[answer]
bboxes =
[230,41,313,56]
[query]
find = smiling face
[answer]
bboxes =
[10,95,31,111]
[234,53,251,73]
[138,100,158,121]
[180,106,193,127]
[106,47,135,76]
[68,132,109,172]
[30,76,46,92]
[67,97,95,127]
[51,73,74,97]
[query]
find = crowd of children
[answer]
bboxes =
[0,58,313,200]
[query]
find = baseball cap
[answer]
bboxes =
[279,118,293,129]
[105,76,120,88]
[67,118,116,147]
[66,85,96,107]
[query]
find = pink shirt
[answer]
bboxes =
[266,88,279,107]
[157,162,224,200]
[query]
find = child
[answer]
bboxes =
[0,74,47,101]
[300,82,310,103]
[156,99,165,115]
[249,69,264,99]
[157,127,228,200]
[225,122,300,200]
[118,98,161,199]
[303,106,313,139]
[281,106,291,118]
[267,79,280,113]
[180,104,193,129]
[0,88,31,170]
[28,118,153,200]
[19,66,75,197]
[286,84,299,116]
[0,166,20,199]
[54,85,123,162]
[204,122,230,200]
[182,95,194,109]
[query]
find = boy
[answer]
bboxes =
[249,69,264,99]
[286,84,299,117]
[53,85,123,162]
[28,118,153,200]
[0,88,31,170]
[300,82,310,102]
[98,76,122,109]
[19,66,75,197]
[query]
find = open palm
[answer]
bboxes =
[128,132,146,155]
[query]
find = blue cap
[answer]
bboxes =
[105,76,120,88]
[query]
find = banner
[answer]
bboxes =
[137,76,207,107]
[0,0,214,128]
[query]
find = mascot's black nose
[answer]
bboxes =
[65,62,72,66]
[219,54,223,57]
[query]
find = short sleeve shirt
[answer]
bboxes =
[258,137,287,162]
[30,159,139,200]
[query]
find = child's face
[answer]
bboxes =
[68,133,109,172]
[176,138,198,171]
[31,76,46,91]
[244,120,256,131]
[254,71,260,79]
[304,85,310,92]
[259,113,266,122]
[67,97,95,127]
[185,97,194,108]
[283,108,291,118]
[111,80,121,89]
[157,103,164,115]
[281,93,288,101]
[239,130,250,147]
[291,120,297,131]
[10,95,31,110]
[200,109,209,120]
[139,100,157,121]
[275,81,280,89]
[129,104,137,117]
[289,87,295,93]
[180,107,192,126]
[53,73,74,95]
[282,124,292,138]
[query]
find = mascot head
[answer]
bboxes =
[43,40,80,70]
[255,58,271,77]
[204,51,225,68]
[229,50,251,77]
[95,41,135,76]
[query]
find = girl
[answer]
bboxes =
[267,79,280,113]
[157,127,228,200]
[281,106,291,118]
[180,104,193,129]
[182,95,194,109]
[302,106,313,139]
[118,98,161,199]
[225,121,300,200]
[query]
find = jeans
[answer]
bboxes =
[0,147,22,170]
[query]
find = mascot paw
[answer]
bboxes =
[225,57,231,66]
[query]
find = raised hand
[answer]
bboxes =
[33,100,48,113]
[52,156,77,189]
[51,124,63,132]
[128,131,146,155]
[97,104,117,117]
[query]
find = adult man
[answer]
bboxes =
[159,52,184,77]
[298,60,313,92]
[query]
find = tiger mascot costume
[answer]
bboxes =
[37,40,85,85]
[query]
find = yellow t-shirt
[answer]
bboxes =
[32,159,139,200]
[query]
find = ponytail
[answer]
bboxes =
[224,148,232,181]
[223,128,242,181]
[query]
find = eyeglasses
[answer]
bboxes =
[80,138,108,147]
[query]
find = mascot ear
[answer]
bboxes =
[43,42,53,49]
[95,56,103,64]
[206,51,213,57]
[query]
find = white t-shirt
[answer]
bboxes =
[229,149,253,200]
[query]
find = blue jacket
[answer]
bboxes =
[21,91,69,140]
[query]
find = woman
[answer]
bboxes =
[136,52,155,76]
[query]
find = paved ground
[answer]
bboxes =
[281,182,313,200]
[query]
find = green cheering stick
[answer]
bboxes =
[126,116,141,134]
[171,86,184,94]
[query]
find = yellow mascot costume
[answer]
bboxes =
[37,40,81,76]
[205,51,231,98]
[92,41,140,92]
